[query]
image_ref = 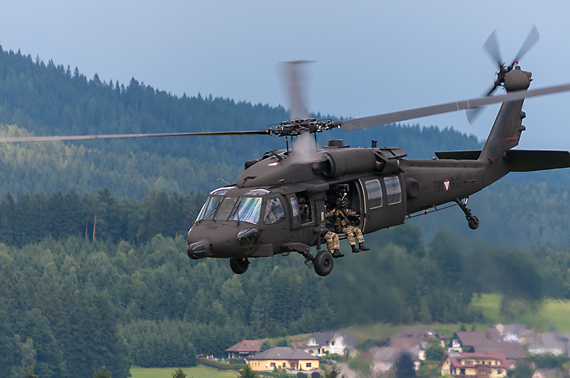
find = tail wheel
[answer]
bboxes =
[314,250,334,276]
[230,258,249,274]
[468,216,480,230]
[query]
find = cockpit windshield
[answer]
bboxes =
[196,194,263,224]
[229,197,262,224]
[196,196,223,221]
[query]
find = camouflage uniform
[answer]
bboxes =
[324,206,343,258]
[324,231,340,251]
[335,198,369,253]
[337,208,364,245]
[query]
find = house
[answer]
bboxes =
[225,339,262,359]
[439,352,509,377]
[486,323,534,344]
[448,331,526,362]
[397,327,445,348]
[301,332,358,356]
[248,347,319,372]
[527,333,569,356]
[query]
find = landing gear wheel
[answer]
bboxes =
[468,216,480,230]
[230,258,249,274]
[313,250,334,276]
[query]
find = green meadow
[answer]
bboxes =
[130,366,238,378]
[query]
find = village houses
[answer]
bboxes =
[248,347,319,372]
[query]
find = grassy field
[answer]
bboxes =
[130,365,239,378]
[470,293,570,332]
[339,294,570,344]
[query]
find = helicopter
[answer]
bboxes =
[2,28,570,277]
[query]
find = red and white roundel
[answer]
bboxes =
[443,179,450,191]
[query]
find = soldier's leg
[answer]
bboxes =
[325,232,335,252]
[353,226,369,251]
[342,227,360,253]
[326,232,343,258]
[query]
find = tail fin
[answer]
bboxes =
[479,99,526,162]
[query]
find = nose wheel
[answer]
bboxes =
[230,257,250,274]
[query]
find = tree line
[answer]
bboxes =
[0,46,487,199]
[0,188,205,247]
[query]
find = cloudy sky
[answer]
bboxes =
[1,1,570,149]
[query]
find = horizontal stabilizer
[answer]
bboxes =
[435,150,482,160]
[506,150,570,172]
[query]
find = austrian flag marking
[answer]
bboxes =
[443,179,450,191]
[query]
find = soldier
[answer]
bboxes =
[324,201,343,258]
[336,196,370,253]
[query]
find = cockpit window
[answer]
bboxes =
[210,186,235,196]
[229,197,262,224]
[196,196,224,221]
[215,197,238,220]
[245,189,270,196]
[264,197,285,225]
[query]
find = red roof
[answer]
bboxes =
[225,339,262,353]
[447,352,509,369]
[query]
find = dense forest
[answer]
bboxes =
[2,222,566,377]
[1,45,570,376]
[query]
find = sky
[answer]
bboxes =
[1,1,570,149]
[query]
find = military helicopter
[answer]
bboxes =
[2,28,570,277]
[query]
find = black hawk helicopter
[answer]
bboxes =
[3,28,570,276]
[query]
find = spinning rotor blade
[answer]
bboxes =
[279,61,311,120]
[469,26,540,123]
[0,129,270,143]
[341,82,570,131]
[483,30,503,70]
[511,25,539,67]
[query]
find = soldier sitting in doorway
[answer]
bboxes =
[324,201,343,258]
[334,189,369,253]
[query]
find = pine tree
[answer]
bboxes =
[171,368,187,378]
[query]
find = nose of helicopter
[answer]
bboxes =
[187,240,209,259]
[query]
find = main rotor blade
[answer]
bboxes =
[0,129,271,143]
[483,30,503,69]
[279,61,311,120]
[511,25,539,67]
[341,83,570,132]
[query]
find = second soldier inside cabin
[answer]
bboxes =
[335,190,369,253]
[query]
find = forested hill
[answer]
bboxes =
[0,47,482,198]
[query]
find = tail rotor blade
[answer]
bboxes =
[483,30,504,69]
[511,25,539,67]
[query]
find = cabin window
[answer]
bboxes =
[290,197,300,224]
[297,192,312,224]
[229,197,262,224]
[365,179,383,209]
[384,176,402,205]
[264,197,286,225]
[306,363,312,368]
[270,363,275,367]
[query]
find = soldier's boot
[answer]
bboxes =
[358,243,370,251]
[351,244,361,253]
[332,249,344,258]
